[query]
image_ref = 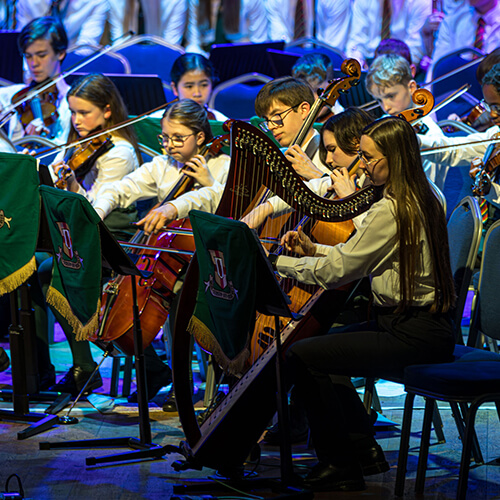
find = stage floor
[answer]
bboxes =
[1,333,500,500]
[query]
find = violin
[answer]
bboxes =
[471,135,500,196]
[10,80,59,131]
[55,133,114,189]
[92,128,231,355]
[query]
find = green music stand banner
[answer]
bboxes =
[187,210,260,376]
[39,186,102,341]
[0,153,39,295]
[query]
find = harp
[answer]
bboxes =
[171,120,383,473]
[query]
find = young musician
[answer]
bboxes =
[291,53,344,123]
[244,107,374,230]
[366,53,449,189]
[167,53,228,121]
[255,76,331,181]
[0,16,71,144]
[32,73,141,396]
[93,99,231,401]
[272,116,456,491]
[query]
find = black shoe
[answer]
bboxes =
[162,387,177,412]
[0,346,9,372]
[128,366,172,403]
[49,365,103,397]
[303,462,366,492]
[262,420,309,445]
[39,365,56,391]
[357,443,390,476]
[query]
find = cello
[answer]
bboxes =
[91,131,231,356]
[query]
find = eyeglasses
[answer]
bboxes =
[259,104,300,132]
[157,133,195,148]
[357,151,385,168]
[480,100,500,115]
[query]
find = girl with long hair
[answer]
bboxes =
[272,116,456,492]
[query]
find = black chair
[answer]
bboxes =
[395,219,500,499]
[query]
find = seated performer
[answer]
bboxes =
[366,53,449,189]
[244,107,374,230]
[31,73,141,396]
[93,99,231,401]
[271,116,456,491]
[255,76,331,180]
[291,52,344,123]
[0,16,71,144]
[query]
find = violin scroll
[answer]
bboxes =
[397,88,435,123]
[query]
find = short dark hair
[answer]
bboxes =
[478,49,500,84]
[18,16,68,55]
[482,62,500,92]
[319,107,374,164]
[374,38,412,65]
[254,76,314,117]
[292,53,334,86]
[170,53,218,86]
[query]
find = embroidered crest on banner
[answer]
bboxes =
[55,221,84,270]
[205,249,238,301]
[0,209,12,229]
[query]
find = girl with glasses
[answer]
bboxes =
[271,116,456,492]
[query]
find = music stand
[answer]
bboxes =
[39,220,168,465]
[0,163,71,440]
[169,211,309,497]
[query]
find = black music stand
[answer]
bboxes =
[39,221,167,465]
[0,164,71,440]
[169,211,311,498]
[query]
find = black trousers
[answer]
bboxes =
[286,307,455,465]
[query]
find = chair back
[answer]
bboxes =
[429,48,483,121]
[285,38,345,70]
[447,196,482,340]
[112,35,184,85]
[63,45,131,74]
[469,219,500,346]
[209,73,272,120]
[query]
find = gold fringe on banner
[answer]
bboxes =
[187,315,250,376]
[46,286,100,341]
[0,256,36,296]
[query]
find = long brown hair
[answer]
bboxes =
[363,116,456,313]
[67,73,142,164]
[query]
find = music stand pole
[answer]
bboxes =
[40,222,167,465]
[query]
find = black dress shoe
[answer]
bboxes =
[128,366,172,403]
[357,443,390,476]
[39,365,56,391]
[0,346,10,372]
[162,387,177,412]
[303,462,366,492]
[49,365,103,397]
[262,420,309,445]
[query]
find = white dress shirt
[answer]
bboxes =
[432,2,500,64]
[346,0,431,67]
[16,0,108,49]
[93,153,230,219]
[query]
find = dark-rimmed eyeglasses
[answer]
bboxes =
[157,133,195,148]
[259,104,300,132]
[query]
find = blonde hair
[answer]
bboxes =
[366,54,413,95]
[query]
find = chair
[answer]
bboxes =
[12,136,61,165]
[62,45,131,74]
[429,48,484,122]
[285,38,345,69]
[208,73,272,120]
[363,197,482,441]
[395,219,500,499]
[111,35,184,86]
